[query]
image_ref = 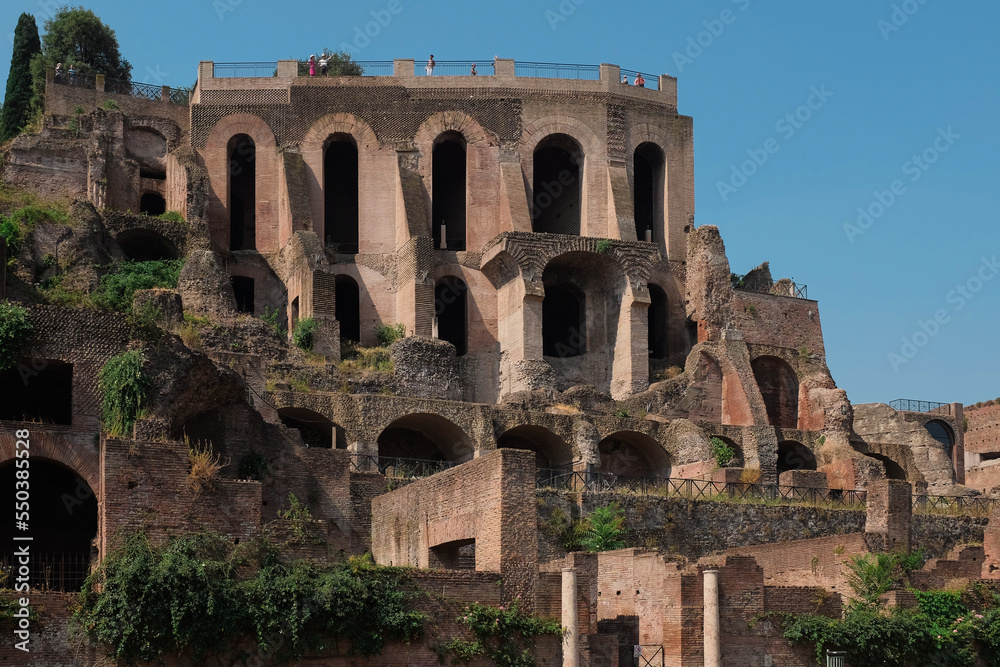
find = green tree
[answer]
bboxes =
[0,13,42,142]
[580,503,626,552]
[37,6,131,80]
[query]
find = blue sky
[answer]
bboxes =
[1,0,997,407]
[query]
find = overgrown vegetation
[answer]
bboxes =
[187,440,227,495]
[92,259,183,313]
[98,349,150,437]
[157,210,184,222]
[76,533,424,665]
[293,316,317,351]
[580,503,626,552]
[375,322,405,347]
[710,437,735,468]
[439,598,562,667]
[842,551,923,613]
[0,203,70,255]
[261,305,286,337]
[0,302,33,370]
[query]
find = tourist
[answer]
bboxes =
[426,55,435,75]
[68,64,76,85]
[55,63,63,83]
[308,55,316,76]
[470,63,477,76]
[319,54,329,76]
[622,74,628,84]
[634,73,645,88]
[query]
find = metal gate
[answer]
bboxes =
[633,645,664,667]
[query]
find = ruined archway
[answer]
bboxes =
[633,142,665,242]
[432,131,466,250]
[598,431,670,478]
[497,425,573,471]
[751,356,799,429]
[116,229,180,261]
[435,276,468,356]
[324,135,359,253]
[924,420,955,456]
[0,459,96,591]
[777,441,817,473]
[532,134,582,235]
[709,435,744,468]
[377,413,474,463]
[278,407,345,449]
[228,134,256,250]
[542,282,585,358]
[864,452,907,481]
[140,192,166,217]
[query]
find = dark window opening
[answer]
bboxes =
[140,169,166,181]
[228,134,256,251]
[598,432,671,479]
[429,538,476,570]
[432,134,466,250]
[543,283,585,357]
[0,360,72,425]
[290,297,299,333]
[335,275,361,343]
[232,276,254,315]
[633,142,664,242]
[648,284,668,361]
[751,356,799,429]
[278,407,344,448]
[378,427,446,461]
[710,436,743,467]
[435,276,468,356]
[324,137,359,254]
[777,441,817,473]
[0,460,96,591]
[532,135,582,235]
[925,420,955,456]
[497,425,573,471]
[116,230,179,261]
[140,192,166,217]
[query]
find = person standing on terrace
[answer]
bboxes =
[308,55,316,76]
[426,54,435,75]
[634,73,645,88]
[319,54,328,76]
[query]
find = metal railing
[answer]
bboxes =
[731,272,809,300]
[514,61,601,80]
[418,59,498,76]
[105,78,160,102]
[52,72,97,90]
[619,68,660,91]
[350,455,456,478]
[0,551,90,591]
[213,62,277,78]
[913,494,999,518]
[889,399,951,414]
[537,471,867,509]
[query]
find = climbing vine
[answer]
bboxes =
[0,301,33,370]
[98,349,151,437]
[440,598,562,667]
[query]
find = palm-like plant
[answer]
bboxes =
[581,503,626,552]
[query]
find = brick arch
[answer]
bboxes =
[0,430,100,494]
[302,112,380,152]
[519,116,603,166]
[596,429,672,478]
[495,424,574,470]
[648,264,689,367]
[376,412,476,463]
[414,110,495,150]
[125,117,181,151]
[204,113,279,253]
[264,395,362,446]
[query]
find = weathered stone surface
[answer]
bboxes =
[133,288,182,326]
[176,249,237,318]
[390,335,461,401]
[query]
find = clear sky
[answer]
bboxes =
[1,0,997,407]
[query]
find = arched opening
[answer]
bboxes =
[543,283,585,358]
[633,142,664,242]
[335,275,361,343]
[497,425,573,471]
[777,441,817,473]
[648,284,668,361]
[0,360,72,425]
[751,356,799,429]
[278,407,345,449]
[432,133,466,250]
[116,229,180,261]
[435,276,467,356]
[140,192,166,217]
[0,460,96,590]
[323,136,359,253]
[598,431,670,479]
[864,453,907,480]
[710,436,744,468]
[377,413,474,464]
[231,276,254,314]
[925,420,955,456]
[228,134,256,251]
[532,134,582,235]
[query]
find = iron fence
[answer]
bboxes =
[731,271,808,300]
[537,471,867,509]
[213,62,277,78]
[514,61,601,80]
[889,399,951,414]
[913,494,999,518]
[105,78,162,102]
[53,72,96,90]
[354,60,394,76]
[0,551,90,592]
[619,68,660,91]
[350,455,456,478]
[419,60,498,76]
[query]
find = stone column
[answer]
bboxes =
[610,281,649,399]
[703,569,720,667]
[562,568,578,667]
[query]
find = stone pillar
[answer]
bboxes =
[276,60,298,78]
[562,568,579,667]
[952,402,966,485]
[95,73,105,92]
[703,569,720,667]
[660,75,678,105]
[610,281,649,399]
[160,85,170,102]
[394,59,415,78]
[494,58,516,79]
[865,479,912,553]
[599,63,621,87]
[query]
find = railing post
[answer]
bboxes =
[160,85,169,102]
[95,73,105,92]
[494,58,515,79]
[394,59,415,79]
[276,60,298,78]
[599,63,621,86]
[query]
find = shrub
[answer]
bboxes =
[711,437,735,467]
[261,305,286,337]
[595,239,612,254]
[187,441,227,495]
[581,503,626,552]
[93,259,184,313]
[98,350,150,437]
[0,204,69,255]
[375,322,405,347]
[441,598,562,667]
[293,317,317,351]
[0,302,33,370]
[157,210,184,222]
[101,98,120,110]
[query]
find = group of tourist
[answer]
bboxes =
[306,54,331,76]
[53,62,78,84]
[623,72,646,87]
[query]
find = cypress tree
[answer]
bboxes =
[0,13,41,142]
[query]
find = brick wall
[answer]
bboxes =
[733,291,825,358]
